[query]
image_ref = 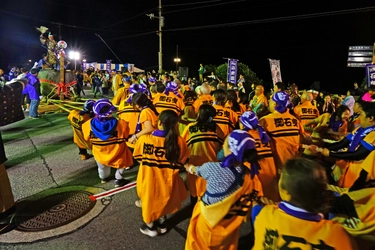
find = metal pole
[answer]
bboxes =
[176,45,178,72]
[158,0,163,74]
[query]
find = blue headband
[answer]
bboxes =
[221,130,260,178]
[240,111,270,144]
[93,99,117,122]
[272,92,290,113]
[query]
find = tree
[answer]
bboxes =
[215,62,262,92]
[204,64,217,76]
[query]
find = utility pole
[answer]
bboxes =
[147,1,164,74]
[158,0,163,74]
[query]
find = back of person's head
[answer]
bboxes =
[361,101,375,120]
[30,68,39,75]
[193,104,216,131]
[238,92,248,104]
[132,92,158,116]
[347,89,355,96]
[223,130,259,176]
[301,91,312,102]
[184,91,197,101]
[200,83,211,95]
[217,82,227,91]
[280,158,329,213]
[150,85,158,94]
[227,89,241,112]
[80,99,96,117]
[213,89,227,105]
[158,110,180,165]
[93,99,117,122]
[275,82,285,91]
[21,68,28,73]
[156,82,166,93]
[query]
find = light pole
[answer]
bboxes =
[68,51,80,70]
[174,58,181,72]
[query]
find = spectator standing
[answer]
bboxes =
[22,68,41,118]
[198,64,204,83]
[353,82,365,97]
[341,90,356,115]
[75,71,84,97]
[37,54,48,69]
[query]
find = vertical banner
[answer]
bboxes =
[269,59,282,85]
[106,60,112,73]
[227,59,238,84]
[366,64,375,87]
[82,62,87,70]
[128,64,134,73]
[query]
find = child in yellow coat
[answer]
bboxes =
[67,100,95,160]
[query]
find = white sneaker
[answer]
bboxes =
[140,224,158,237]
[135,200,142,208]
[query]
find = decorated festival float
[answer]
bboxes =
[35,26,87,114]
[37,26,76,100]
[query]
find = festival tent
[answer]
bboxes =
[83,62,145,73]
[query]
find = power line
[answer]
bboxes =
[0,9,149,33]
[163,0,245,14]
[101,7,158,29]
[163,0,222,7]
[34,0,128,13]
[169,0,298,16]
[103,31,157,42]
[163,6,375,32]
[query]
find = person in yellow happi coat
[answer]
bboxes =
[133,110,189,237]
[185,130,262,250]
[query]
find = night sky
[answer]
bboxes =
[1,0,374,93]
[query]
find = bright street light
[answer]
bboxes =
[68,51,80,70]
[174,58,181,71]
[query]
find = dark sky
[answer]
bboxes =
[1,0,375,93]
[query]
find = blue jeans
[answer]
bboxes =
[29,99,40,117]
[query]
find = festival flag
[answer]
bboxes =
[106,60,112,73]
[366,64,375,87]
[128,64,134,73]
[82,62,87,70]
[227,59,238,84]
[269,59,282,85]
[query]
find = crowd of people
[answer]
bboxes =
[2,62,375,249]
[65,68,375,249]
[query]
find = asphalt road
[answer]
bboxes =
[0,89,253,250]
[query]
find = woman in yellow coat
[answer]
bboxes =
[240,111,280,202]
[185,130,262,250]
[181,104,225,204]
[133,110,189,237]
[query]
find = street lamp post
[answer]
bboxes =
[174,58,181,72]
[68,51,80,70]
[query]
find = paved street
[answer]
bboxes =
[0,89,253,250]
